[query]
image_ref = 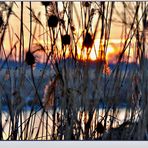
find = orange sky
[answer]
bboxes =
[1,2,145,64]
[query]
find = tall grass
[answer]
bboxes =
[0,1,148,140]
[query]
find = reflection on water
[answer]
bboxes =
[1,108,141,140]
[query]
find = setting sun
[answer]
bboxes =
[89,48,97,61]
[76,38,121,63]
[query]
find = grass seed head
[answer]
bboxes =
[83,32,93,48]
[62,34,71,45]
[96,122,105,134]
[83,2,91,7]
[25,51,35,65]
[71,25,75,32]
[0,12,4,27]
[48,15,58,28]
[41,1,52,7]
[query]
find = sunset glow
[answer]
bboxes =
[1,2,143,64]
[75,38,131,64]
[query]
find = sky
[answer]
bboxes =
[0,1,146,63]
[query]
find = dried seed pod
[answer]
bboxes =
[41,1,52,7]
[83,2,91,7]
[62,34,70,45]
[48,15,58,28]
[25,51,35,65]
[0,17,3,27]
[0,12,4,27]
[144,20,148,29]
[71,25,75,32]
[96,122,105,134]
[83,32,93,48]
[59,19,65,26]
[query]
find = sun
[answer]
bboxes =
[89,47,97,61]
[89,45,115,61]
[107,46,114,54]
[106,46,115,59]
[76,39,116,62]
